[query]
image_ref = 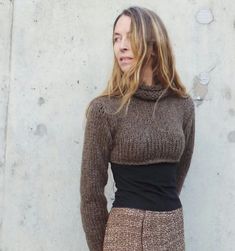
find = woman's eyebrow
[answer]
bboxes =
[114,31,131,36]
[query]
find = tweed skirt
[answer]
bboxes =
[103,206,185,251]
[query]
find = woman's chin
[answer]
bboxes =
[120,65,133,73]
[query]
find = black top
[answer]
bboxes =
[110,162,182,211]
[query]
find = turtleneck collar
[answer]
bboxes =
[133,82,172,119]
[133,82,166,101]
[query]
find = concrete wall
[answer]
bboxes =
[0,1,234,250]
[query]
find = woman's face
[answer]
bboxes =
[113,15,135,72]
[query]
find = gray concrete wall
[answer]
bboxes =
[0,1,234,250]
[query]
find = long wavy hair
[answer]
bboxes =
[86,6,189,117]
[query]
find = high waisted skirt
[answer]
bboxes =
[103,206,185,251]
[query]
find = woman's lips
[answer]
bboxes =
[120,57,133,64]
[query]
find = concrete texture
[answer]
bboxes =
[0,1,235,251]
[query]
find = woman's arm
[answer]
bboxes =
[80,98,112,251]
[176,97,195,196]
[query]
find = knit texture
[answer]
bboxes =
[80,82,195,251]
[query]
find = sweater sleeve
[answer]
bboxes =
[80,98,112,251]
[176,97,195,196]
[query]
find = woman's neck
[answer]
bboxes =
[142,59,153,86]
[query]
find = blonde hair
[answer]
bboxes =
[86,6,189,117]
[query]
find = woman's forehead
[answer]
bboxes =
[114,15,131,34]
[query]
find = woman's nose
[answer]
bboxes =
[120,38,129,51]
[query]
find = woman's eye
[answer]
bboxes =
[113,36,130,43]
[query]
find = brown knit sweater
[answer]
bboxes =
[80,82,195,251]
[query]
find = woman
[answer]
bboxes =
[80,6,195,251]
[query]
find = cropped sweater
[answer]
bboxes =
[80,82,195,251]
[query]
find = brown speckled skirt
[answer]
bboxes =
[103,206,185,251]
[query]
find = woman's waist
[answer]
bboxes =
[110,161,179,189]
[110,161,181,211]
[112,189,182,211]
